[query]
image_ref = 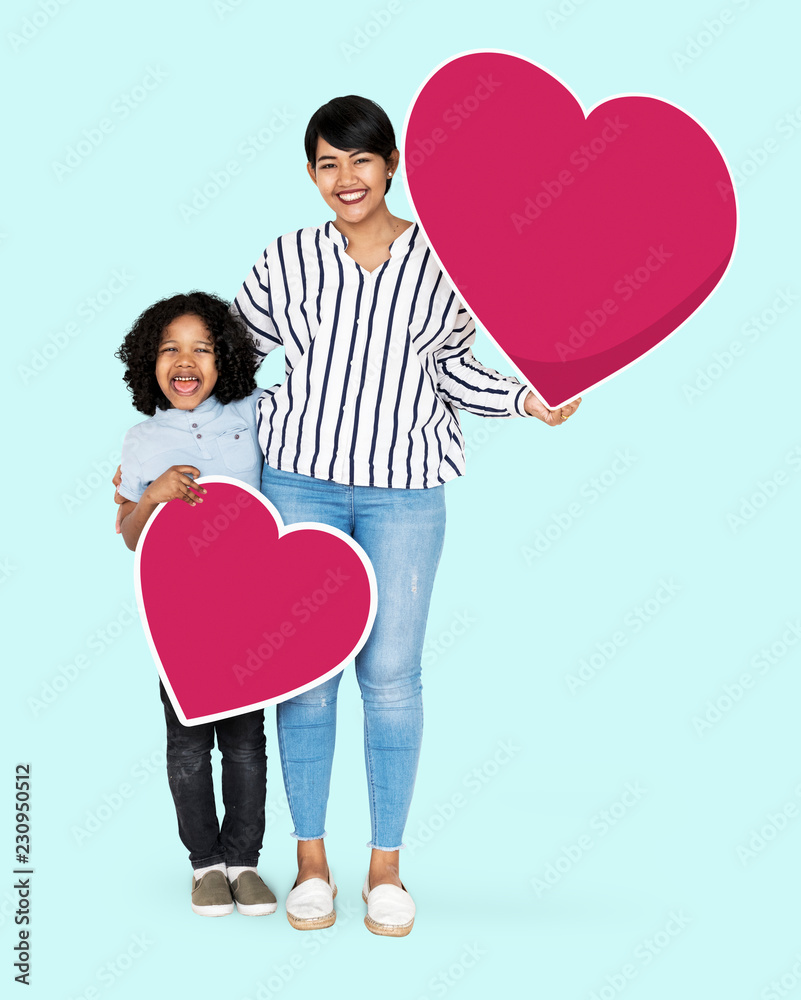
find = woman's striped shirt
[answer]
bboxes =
[231,221,532,489]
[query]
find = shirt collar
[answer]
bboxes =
[322,221,419,259]
[155,393,223,423]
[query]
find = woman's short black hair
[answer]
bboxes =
[305,95,397,194]
[116,291,260,416]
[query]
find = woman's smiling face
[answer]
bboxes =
[308,137,396,224]
[155,313,218,409]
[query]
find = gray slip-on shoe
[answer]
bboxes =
[191,870,234,917]
[230,871,278,916]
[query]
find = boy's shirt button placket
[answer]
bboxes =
[190,418,212,460]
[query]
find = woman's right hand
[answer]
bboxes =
[113,465,124,505]
[141,466,206,506]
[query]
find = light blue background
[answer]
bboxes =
[3,1,800,998]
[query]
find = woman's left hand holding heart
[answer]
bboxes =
[524,391,582,426]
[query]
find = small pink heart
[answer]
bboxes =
[403,51,737,407]
[135,477,376,725]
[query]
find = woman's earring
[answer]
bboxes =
[388,171,393,176]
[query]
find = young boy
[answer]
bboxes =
[116,291,275,917]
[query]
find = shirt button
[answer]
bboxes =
[196,434,202,439]
[235,434,240,439]
[192,423,197,428]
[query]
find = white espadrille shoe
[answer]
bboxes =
[362,875,415,937]
[285,871,337,930]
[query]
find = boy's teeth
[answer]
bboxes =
[173,376,199,395]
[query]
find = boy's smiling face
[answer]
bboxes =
[156,313,218,410]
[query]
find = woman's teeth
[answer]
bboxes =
[339,190,366,202]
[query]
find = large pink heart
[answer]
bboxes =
[402,51,737,407]
[135,477,376,725]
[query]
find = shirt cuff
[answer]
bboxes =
[117,485,143,503]
[508,383,534,417]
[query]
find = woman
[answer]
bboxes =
[231,95,581,937]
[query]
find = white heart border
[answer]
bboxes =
[400,48,740,409]
[133,474,378,726]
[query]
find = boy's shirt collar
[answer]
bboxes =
[156,394,223,423]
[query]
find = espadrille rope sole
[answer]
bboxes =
[361,884,415,937]
[286,882,337,930]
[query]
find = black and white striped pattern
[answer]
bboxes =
[232,222,531,489]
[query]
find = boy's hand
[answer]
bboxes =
[114,465,205,551]
[111,463,205,533]
[142,466,206,506]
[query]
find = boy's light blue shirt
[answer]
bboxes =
[119,388,263,503]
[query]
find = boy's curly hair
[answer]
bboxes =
[116,291,260,416]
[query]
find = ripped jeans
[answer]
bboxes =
[260,465,446,851]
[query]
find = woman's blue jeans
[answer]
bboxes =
[261,465,446,851]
